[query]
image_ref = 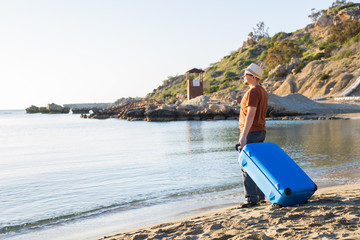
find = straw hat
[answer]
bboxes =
[243,63,263,79]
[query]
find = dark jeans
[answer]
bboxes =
[241,130,266,203]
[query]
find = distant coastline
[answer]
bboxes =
[25,103,113,114]
[63,103,112,109]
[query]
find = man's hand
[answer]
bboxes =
[238,133,247,148]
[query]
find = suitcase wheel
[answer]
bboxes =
[314,184,318,191]
[273,203,283,208]
[284,188,292,196]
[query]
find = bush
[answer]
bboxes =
[237,59,253,69]
[319,73,330,81]
[324,42,338,58]
[295,33,313,46]
[301,50,324,62]
[328,19,360,44]
[336,49,354,60]
[271,32,291,44]
[347,32,360,45]
[205,85,220,94]
[332,2,359,14]
[223,71,237,78]
[262,68,270,79]
[180,80,187,88]
[169,97,177,104]
[269,68,288,81]
[208,65,217,71]
[264,41,302,68]
[257,50,268,61]
[294,62,306,74]
[219,82,229,90]
[211,71,224,78]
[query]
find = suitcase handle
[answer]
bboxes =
[235,143,242,152]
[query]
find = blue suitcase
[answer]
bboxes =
[238,142,317,207]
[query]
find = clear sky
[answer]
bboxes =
[0,0,347,109]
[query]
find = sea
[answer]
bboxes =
[1,110,360,240]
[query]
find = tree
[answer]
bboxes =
[332,0,348,8]
[308,8,321,22]
[253,21,270,41]
[247,21,270,45]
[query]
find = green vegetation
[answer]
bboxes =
[246,21,270,45]
[146,75,187,101]
[319,73,330,81]
[329,19,360,44]
[301,50,324,62]
[144,1,360,102]
[264,41,302,68]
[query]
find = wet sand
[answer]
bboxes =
[97,183,360,240]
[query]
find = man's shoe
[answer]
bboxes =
[237,201,258,208]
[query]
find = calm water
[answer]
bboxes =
[1,110,360,240]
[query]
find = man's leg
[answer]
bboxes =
[241,168,260,203]
[240,131,266,206]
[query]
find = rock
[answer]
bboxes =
[39,107,50,113]
[46,103,70,113]
[219,105,231,115]
[176,93,186,101]
[177,110,190,121]
[181,95,210,108]
[25,105,40,113]
[72,108,91,114]
[125,108,145,121]
[288,57,301,70]
[273,79,296,96]
[191,115,201,121]
[231,106,240,115]
[145,109,178,121]
[209,104,221,112]
[176,105,199,112]
[159,104,176,110]
[269,64,286,76]
[26,103,70,114]
[268,93,330,115]
[273,81,283,90]
[47,103,63,113]
[316,15,332,27]
[145,105,158,112]
[226,116,238,120]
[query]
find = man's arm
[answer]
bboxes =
[238,106,256,148]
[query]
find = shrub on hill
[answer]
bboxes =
[264,41,302,68]
[329,19,360,44]
[318,19,360,58]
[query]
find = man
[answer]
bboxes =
[238,63,268,208]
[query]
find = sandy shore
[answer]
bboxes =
[97,183,360,240]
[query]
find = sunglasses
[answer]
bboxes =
[243,73,253,78]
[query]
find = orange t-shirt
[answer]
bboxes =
[239,85,268,133]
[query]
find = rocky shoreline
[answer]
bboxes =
[81,105,347,122]
[80,94,353,121]
[26,94,360,121]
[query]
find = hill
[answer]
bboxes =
[143,1,360,104]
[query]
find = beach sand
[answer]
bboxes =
[97,183,360,240]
